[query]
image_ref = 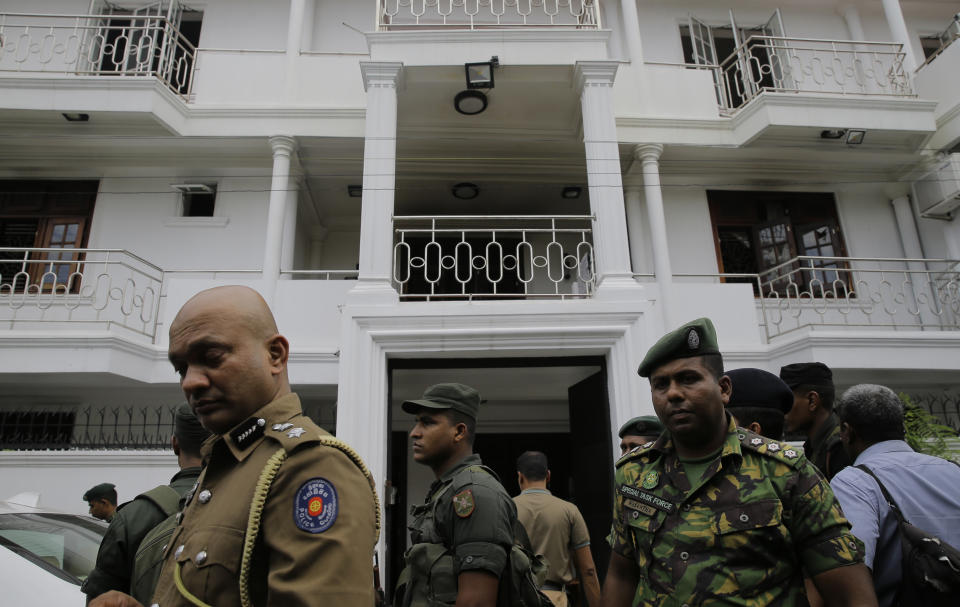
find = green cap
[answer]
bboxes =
[618,415,665,438]
[402,383,481,420]
[82,483,116,502]
[637,317,721,378]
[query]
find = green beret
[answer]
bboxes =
[402,383,481,420]
[82,483,116,502]
[618,415,665,438]
[637,317,721,378]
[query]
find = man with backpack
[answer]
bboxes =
[396,383,549,607]
[82,402,209,603]
[830,384,960,607]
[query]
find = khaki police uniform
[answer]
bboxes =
[608,415,864,606]
[513,489,590,607]
[398,454,516,606]
[151,393,378,607]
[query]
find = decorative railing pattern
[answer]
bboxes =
[377,0,600,30]
[757,257,959,338]
[0,13,196,100]
[0,248,164,341]
[393,215,595,299]
[717,37,912,112]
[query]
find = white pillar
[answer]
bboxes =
[635,144,674,328]
[285,0,307,100]
[880,0,918,72]
[839,3,866,41]
[891,196,935,326]
[301,0,315,52]
[624,185,649,274]
[350,62,402,304]
[575,61,641,299]
[264,136,297,298]
[280,179,299,277]
[619,0,644,65]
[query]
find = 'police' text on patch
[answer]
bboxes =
[294,477,338,533]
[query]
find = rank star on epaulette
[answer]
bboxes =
[767,443,780,452]
[287,427,306,438]
[784,449,798,458]
[272,422,294,431]
[230,417,266,450]
[453,489,475,518]
[750,437,763,446]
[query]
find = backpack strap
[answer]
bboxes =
[136,485,181,518]
[855,464,909,526]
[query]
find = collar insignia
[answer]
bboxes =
[230,417,266,450]
[272,422,294,431]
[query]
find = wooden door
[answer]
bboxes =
[29,217,87,292]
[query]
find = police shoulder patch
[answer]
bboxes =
[294,477,338,533]
[453,489,475,518]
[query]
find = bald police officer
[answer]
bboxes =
[397,383,517,607]
[602,318,878,607]
[90,286,379,607]
[617,416,664,456]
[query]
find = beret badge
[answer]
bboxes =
[687,329,700,350]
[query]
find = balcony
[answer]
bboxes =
[393,215,595,300]
[716,36,913,114]
[377,0,601,31]
[0,12,196,101]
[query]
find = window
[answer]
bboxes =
[707,191,849,297]
[0,181,97,293]
[175,184,217,217]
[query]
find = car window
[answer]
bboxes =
[0,513,106,584]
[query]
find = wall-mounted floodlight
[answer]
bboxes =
[845,130,866,145]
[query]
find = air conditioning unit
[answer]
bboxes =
[914,153,960,218]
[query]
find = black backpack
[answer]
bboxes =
[856,464,960,606]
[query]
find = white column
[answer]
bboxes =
[619,0,644,65]
[285,0,307,100]
[839,3,866,41]
[881,0,918,72]
[891,196,935,326]
[301,0,315,52]
[635,144,674,328]
[575,61,641,299]
[350,62,402,304]
[264,136,297,297]
[280,179,299,277]
[623,185,649,274]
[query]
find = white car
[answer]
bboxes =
[0,492,107,606]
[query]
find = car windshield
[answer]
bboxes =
[0,513,106,584]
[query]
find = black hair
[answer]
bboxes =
[728,406,785,440]
[836,384,905,443]
[516,451,549,481]
[700,353,725,380]
[793,383,836,411]
[442,409,476,446]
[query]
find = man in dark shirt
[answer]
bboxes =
[780,362,851,480]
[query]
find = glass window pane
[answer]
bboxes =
[51,225,65,243]
[817,227,830,245]
[802,231,816,248]
[65,224,79,242]
[762,248,776,266]
[758,228,772,245]
[773,224,787,242]
[822,245,834,257]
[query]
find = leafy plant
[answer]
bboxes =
[900,393,958,461]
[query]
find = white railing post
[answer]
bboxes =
[351,62,402,304]
[575,61,641,300]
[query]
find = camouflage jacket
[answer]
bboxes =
[804,412,851,481]
[608,416,863,606]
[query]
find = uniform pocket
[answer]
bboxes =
[713,499,782,536]
[173,526,245,600]
[710,499,788,598]
[625,508,665,569]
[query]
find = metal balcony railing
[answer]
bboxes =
[0,13,196,100]
[393,215,595,300]
[918,13,960,70]
[0,248,165,341]
[716,36,913,112]
[377,0,601,31]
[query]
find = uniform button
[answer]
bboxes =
[682,504,691,512]
[680,551,689,561]
[257,418,266,426]
[465,556,474,564]
[174,545,184,559]
[151,604,159,607]
[195,550,208,565]
[739,513,749,523]
[176,512,183,524]
[198,490,212,504]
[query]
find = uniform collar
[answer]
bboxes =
[202,393,303,462]
[657,414,744,494]
[651,413,743,461]
[854,439,913,464]
[806,411,840,452]
[521,488,551,495]
[427,453,482,498]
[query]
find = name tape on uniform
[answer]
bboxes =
[619,483,675,514]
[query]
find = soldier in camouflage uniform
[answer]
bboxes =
[780,362,851,481]
[603,318,878,607]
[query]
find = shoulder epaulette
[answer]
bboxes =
[737,428,803,468]
[615,439,657,469]
[263,415,323,452]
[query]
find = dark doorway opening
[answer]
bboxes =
[386,357,614,600]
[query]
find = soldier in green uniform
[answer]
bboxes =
[617,416,665,456]
[396,383,517,607]
[84,483,118,522]
[82,403,209,603]
[602,318,878,607]
[780,362,852,480]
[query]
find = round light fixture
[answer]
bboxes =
[452,182,480,200]
[454,90,488,115]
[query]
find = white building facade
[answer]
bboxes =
[1,0,959,588]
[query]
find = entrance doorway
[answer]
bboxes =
[386,357,614,599]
